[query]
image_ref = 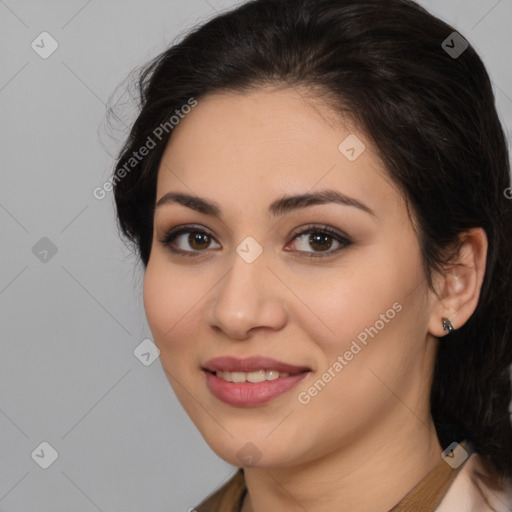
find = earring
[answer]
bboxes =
[442,317,454,334]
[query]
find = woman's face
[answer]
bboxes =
[143,86,439,469]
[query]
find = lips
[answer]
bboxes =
[202,355,312,407]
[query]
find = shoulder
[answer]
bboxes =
[436,453,512,512]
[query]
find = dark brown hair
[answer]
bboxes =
[111,0,512,482]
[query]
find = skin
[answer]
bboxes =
[143,85,487,512]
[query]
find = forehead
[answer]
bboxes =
[155,87,402,221]
[160,86,349,170]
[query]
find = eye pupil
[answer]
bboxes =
[190,232,210,249]
[310,233,332,251]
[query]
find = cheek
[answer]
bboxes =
[288,280,411,456]
[300,260,404,352]
[143,258,196,350]
[143,260,173,339]
[143,259,203,409]
[143,255,221,384]
[294,251,424,401]
[292,248,423,416]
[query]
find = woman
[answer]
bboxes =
[111,0,512,510]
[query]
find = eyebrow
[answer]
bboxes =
[154,189,376,218]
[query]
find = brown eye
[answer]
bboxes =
[308,233,334,252]
[158,226,220,257]
[188,232,211,250]
[287,225,352,259]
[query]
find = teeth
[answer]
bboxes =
[215,369,295,382]
[266,370,280,380]
[247,370,266,383]
[231,372,246,383]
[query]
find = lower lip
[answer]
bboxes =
[204,371,310,407]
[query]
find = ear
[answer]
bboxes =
[428,227,488,338]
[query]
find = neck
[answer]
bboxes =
[241,414,444,512]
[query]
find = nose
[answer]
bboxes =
[207,250,288,340]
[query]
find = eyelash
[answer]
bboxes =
[157,224,352,260]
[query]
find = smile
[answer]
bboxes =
[202,355,312,406]
[214,369,298,382]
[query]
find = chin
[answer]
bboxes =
[201,432,305,469]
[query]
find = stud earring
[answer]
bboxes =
[442,317,454,334]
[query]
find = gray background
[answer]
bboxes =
[0,1,511,511]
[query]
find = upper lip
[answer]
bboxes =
[202,356,311,374]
